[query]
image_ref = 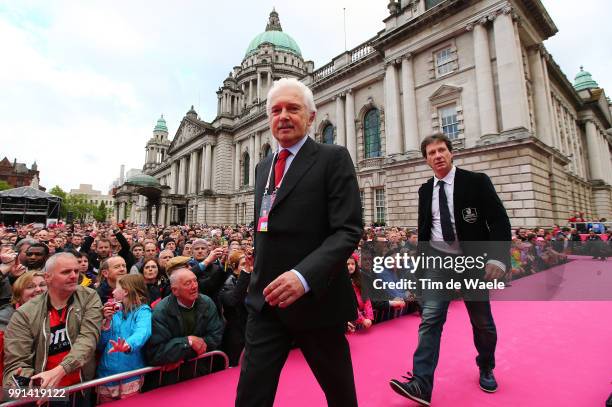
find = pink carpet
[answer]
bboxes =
[113,259,612,406]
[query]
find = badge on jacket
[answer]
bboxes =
[462,207,478,223]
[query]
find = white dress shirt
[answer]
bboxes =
[430,166,462,254]
[275,134,311,292]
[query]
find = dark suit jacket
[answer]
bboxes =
[246,137,362,331]
[418,167,511,268]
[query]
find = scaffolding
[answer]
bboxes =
[0,186,61,225]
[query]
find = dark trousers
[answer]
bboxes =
[412,300,497,392]
[235,307,358,407]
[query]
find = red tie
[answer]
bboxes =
[274,149,291,188]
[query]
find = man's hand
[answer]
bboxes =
[263,271,305,308]
[31,365,66,388]
[483,263,505,281]
[0,250,17,265]
[389,299,405,308]
[188,336,207,355]
[363,319,373,329]
[347,322,356,333]
[205,247,223,265]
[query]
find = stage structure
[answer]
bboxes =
[0,186,61,225]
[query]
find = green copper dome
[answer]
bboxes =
[154,115,168,132]
[126,173,160,188]
[245,9,301,57]
[574,66,598,91]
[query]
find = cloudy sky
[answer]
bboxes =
[1,0,610,193]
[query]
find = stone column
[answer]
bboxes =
[234,143,240,189]
[540,53,559,149]
[345,89,357,164]
[335,94,346,146]
[158,204,165,226]
[248,80,253,104]
[384,60,402,155]
[598,131,611,184]
[249,135,256,186]
[188,151,196,194]
[205,144,212,190]
[493,7,529,132]
[129,199,136,222]
[199,145,206,191]
[585,120,603,181]
[119,202,126,221]
[178,156,186,195]
[254,132,261,165]
[400,54,420,152]
[152,205,158,225]
[257,72,262,101]
[170,161,178,194]
[471,20,498,137]
[529,45,553,146]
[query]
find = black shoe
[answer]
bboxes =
[389,372,431,406]
[479,369,498,393]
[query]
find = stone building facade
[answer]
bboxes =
[118,1,612,228]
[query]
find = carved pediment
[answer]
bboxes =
[429,85,462,105]
[168,117,209,153]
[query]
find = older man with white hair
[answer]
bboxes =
[3,252,102,403]
[146,259,223,385]
[236,77,362,406]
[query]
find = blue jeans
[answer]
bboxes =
[412,300,497,392]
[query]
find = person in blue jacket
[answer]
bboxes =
[97,273,152,403]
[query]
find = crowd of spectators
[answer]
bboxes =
[0,219,608,404]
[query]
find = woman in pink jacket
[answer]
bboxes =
[347,253,373,332]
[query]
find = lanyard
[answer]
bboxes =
[263,151,289,196]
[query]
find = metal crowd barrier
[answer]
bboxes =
[1,350,229,407]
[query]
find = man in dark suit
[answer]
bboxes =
[390,134,511,406]
[235,78,362,407]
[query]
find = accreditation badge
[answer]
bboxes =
[257,192,275,232]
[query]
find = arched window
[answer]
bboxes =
[364,108,381,158]
[242,153,250,185]
[260,144,272,160]
[323,124,334,144]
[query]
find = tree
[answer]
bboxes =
[49,186,68,219]
[65,194,96,222]
[93,201,110,222]
[0,180,11,191]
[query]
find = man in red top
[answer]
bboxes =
[4,252,102,401]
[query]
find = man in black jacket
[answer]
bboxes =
[235,78,362,407]
[390,134,511,406]
[189,239,226,309]
[80,226,135,272]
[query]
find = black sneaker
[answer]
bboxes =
[479,369,498,393]
[389,372,431,406]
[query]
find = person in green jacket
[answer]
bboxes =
[145,258,224,386]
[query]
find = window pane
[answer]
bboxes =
[375,189,386,224]
[436,47,454,76]
[323,124,334,144]
[364,109,381,158]
[439,105,459,139]
[426,0,446,10]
